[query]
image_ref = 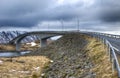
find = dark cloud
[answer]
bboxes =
[97,0,120,22]
[0,0,120,31]
[0,0,55,27]
[0,18,39,27]
[100,11,120,22]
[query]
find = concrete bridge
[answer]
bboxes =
[9,31,78,51]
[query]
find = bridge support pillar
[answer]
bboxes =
[16,42,21,51]
[40,38,47,47]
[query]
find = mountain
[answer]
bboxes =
[0,31,40,44]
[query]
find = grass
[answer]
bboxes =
[0,44,15,51]
[86,37,117,78]
[0,34,117,78]
[0,56,50,78]
[0,43,40,51]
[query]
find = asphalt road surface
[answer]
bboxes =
[94,33,120,52]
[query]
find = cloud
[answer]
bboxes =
[0,0,56,27]
[97,0,120,22]
[0,0,120,32]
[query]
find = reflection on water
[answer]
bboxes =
[0,51,30,57]
[50,36,62,40]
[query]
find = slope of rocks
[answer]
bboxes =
[28,34,95,78]
[0,33,114,78]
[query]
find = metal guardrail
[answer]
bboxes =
[105,39,120,77]
[90,33,120,77]
[82,32,120,77]
[84,31,120,39]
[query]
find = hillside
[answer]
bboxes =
[28,33,115,78]
[0,33,116,78]
[0,31,39,44]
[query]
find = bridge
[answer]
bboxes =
[8,30,120,77]
[9,31,78,51]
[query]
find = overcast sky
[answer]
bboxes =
[0,0,120,34]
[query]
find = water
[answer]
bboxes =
[0,36,61,58]
[0,51,31,57]
[50,36,62,40]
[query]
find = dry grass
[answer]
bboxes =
[0,40,53,51]
[0,56,50,78]
[21,43,40,51]
[86,37,117,78]
[0,43,40,51]
[0,34,118,78]
[0,45,15,51]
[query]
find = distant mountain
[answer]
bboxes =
[0,31,40,44]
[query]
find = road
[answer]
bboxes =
[98,34,120,52]
[78,32,120,77]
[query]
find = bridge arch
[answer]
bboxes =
[9,31,65,51]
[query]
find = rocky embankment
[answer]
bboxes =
[28,33,114,78]
[0,33,114,78]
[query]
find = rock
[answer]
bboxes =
[30,34,94,78]
[9,69,16,72]
[50,60,54,63]
[69,76,76,78]
[33,67,40,71]
[41,73,45,76]
[18,71,30,74]
[85,65,90,69]
[0,60,3,64]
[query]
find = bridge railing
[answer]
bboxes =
[85,32,120,77]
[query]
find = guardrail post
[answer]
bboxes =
[105,40,108,55]
[112,58,116,73]
[102,38,105,48]
[118,69,120,77]
[109,46,112,62]
[103,38,105,45]
[97,36,99,41]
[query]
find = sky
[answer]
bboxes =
[0,0,120,34]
